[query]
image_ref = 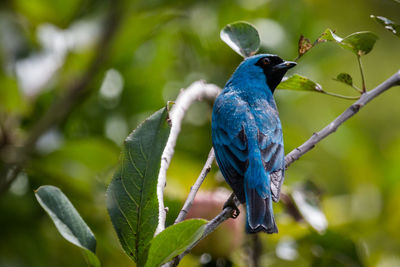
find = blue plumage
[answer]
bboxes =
[211,54,296,233]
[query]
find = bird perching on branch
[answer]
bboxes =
[212,54,296,233]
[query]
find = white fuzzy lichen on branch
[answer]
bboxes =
[156,81,221,235]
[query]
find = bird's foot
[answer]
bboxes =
[223,193,240,219]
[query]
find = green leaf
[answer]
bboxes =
[371,15,400,38]
[220,21,260,58]
[342,31,379,56]
[35,185,100,267]
[106,107,171,266]
[319,29,378,56]
[277,74,359,100]
[277,74,323,92]
[319,28,343,43]
[145,219,208,267]
[334,73,353,86]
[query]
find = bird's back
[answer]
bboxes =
[212,85,284,201]
[211,53,295,233]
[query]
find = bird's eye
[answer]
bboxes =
[261,58,270,66]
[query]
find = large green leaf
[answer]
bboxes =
[35,185,100,267]
[220,21,260,58]
[277,74,323,92]
[145,219,207,267]
[320,29,378,56]
[371,15,400,38]
[106,107,171,266]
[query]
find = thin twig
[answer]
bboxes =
[350,84,363,94]
[174,148,215,224]
[167,196,241,267]
[171,70,400,265]
[156,81,221,234]
[285,70,400,169]
[250,234,262,267]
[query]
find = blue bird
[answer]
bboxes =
[212,54,296,233]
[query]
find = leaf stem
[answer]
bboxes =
[320,91,360,100]
[357,55,367,93]
[332,79,363,94]
[351,84,364,94]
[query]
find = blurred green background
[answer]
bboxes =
[1,0,400,266]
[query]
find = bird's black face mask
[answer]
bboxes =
[255,56,297,93]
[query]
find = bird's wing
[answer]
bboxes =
[270,170,284,202]
[255,105,285,202]
[212,91,285,203]
[212,91,249,202]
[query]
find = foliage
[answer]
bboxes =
[220,21,260,58]
[106,107,171,264]
[277,74,323,92]
[319,29,378,56]
[35,186,100,267]
[334,73,354,87]
[371,15,400,38]
[145,219,207,267]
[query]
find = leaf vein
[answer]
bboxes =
[112,189,137,255]
[139,139,148,161]
[128,149,144,178]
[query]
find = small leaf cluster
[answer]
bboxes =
[220,21,391,99]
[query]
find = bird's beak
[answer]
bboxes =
[273,61,297,72]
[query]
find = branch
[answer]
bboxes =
[249,234,262,267]
[167,196,241,267]
[174,148,215,224]
[172,70,400,264]
[156,81,221,234]
[284,70,400,168]
[0,3,123,194]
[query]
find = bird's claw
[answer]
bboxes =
[231,206,240,219]
[223,193,240,219]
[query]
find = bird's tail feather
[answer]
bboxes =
[244,159,278,234]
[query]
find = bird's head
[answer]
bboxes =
[231,54,296,93]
